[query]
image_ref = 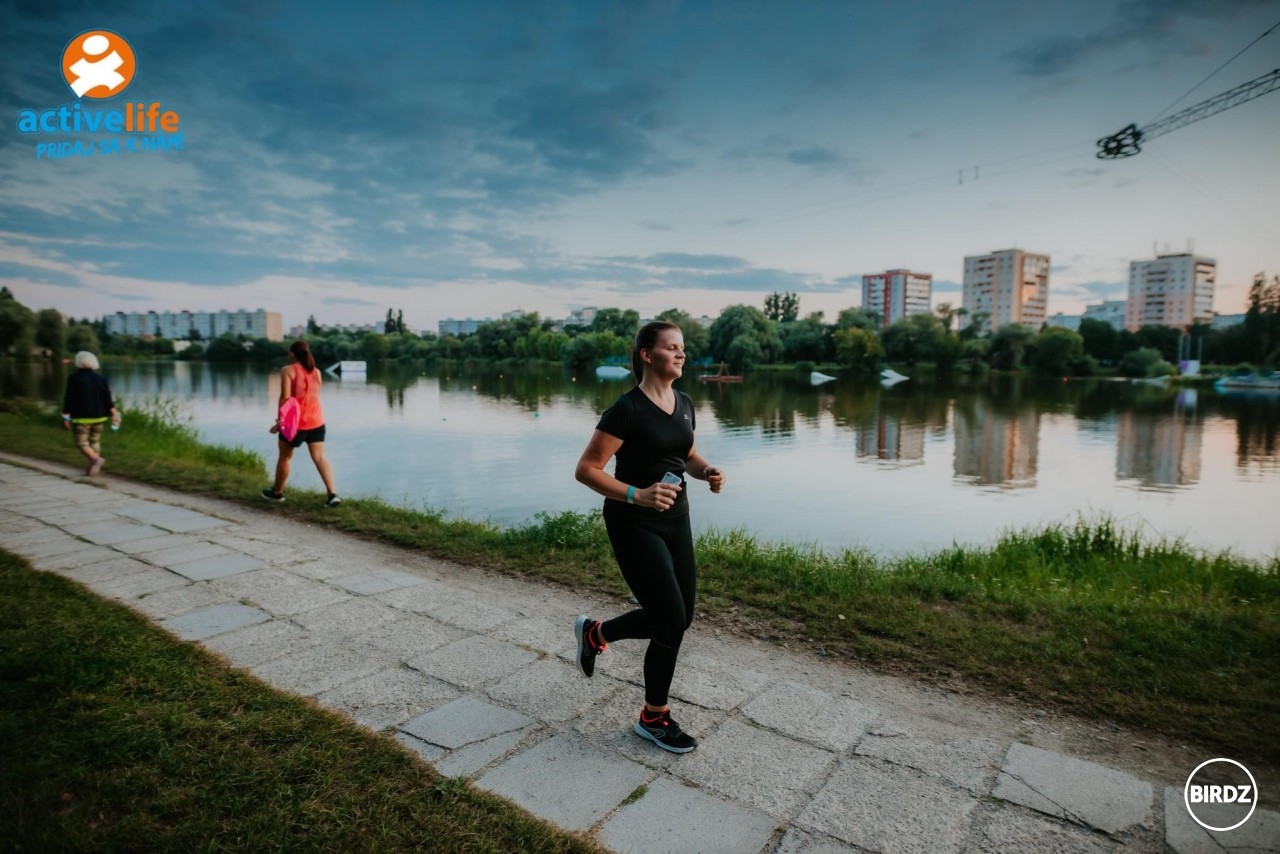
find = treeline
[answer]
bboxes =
[4,275,1278,376]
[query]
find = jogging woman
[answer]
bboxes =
[262,340,341,506]
[573,321,725,754]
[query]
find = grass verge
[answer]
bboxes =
[1,399,1277,765]
[0,550,597,851]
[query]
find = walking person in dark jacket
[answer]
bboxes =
[61,351,119,476]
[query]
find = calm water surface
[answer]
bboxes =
[7,361,1279,560]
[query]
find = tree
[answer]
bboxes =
[396,308,406,334]
[881,313,950,367]
[959,310,990,341]
[204,334,248,362]
[0,288,35,356]
[987,324,1036,370]
[34,308,65,357]
[590,308,640,339]
[385,308,397,335]
[1030,327,1085,375]
[764,292,800,323]
[835,307,880,332]
[1134,324,1180,363]
[1078,318,1119,363]
[935,302,960,331]
[66,324,100,354]
[833,326,883,372]
[306,314,322,335]
[1119,346,1172,378]
[780,313,830,362]
[362,333,390,361]
[708,305,783,370]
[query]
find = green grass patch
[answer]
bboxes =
[0,550,597,851]
[1,400,1277,764]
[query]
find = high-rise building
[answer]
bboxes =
[962,249,1050,334]
[861,270,933,327]
[1084,299,1127,329]
[104,309,282,341]
[1125,253,1216,331]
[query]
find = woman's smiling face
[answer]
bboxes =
[644,328,686,379]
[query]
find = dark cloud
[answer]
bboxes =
[1006,0,1270,77]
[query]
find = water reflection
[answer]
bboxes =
[1115,389,1202,490]
[3,361,1279,556]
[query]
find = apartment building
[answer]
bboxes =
[962,249,1050,334]
[1125,254,1216,331]
[105,309,283,341]
[861,270,933,327]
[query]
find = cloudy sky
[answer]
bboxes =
[2,0,1277,333]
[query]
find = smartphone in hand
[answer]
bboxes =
[660,472,682,486]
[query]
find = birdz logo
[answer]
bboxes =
[1184,759,1258,832]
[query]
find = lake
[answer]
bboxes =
[6,360,1279,560]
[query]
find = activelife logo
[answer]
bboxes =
[16,30,184,160]
[1184,758,1258,832]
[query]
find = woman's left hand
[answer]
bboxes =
[268,423,280,434]
[704,465,725,494]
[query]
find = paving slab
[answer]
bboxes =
[742,681,879,752]
[109,533,204,555]
[674,717,836,821]
[314,667,457,731]
[797,757,979,854]
[855,719,1004,794]
[345,614,468,662]
[430,600,519,631]
[486,658,623,723]
[407,635,539,690]
[399,696,534,749]
[90,566,191,601]
[129,583,234,620]
[491,615,576,656]
[434,729,533,778]
[476,733,651,832]
[572,696,727,772]
[61,556,155,585]
[10,535,99,559]
[992,742,1153,835]
[166,553,264,581]
[1163,787,1280,853]
[0,528,68,550]
[395,731,447,763]
[29,546,118,573]
[251,641,391,696]
[601,776,778,854]
[152,514,229,534]
[210,568,351,616]
[775,828,859,853]
[78,523,170,546]
[289,597,401,636]
[670,657,771,710]
[162,603,272,641]
[374,580,467,613]
[329,569,425,595]
[200,618,320,669]
[137,541,236,568]
[970,802,1121,853]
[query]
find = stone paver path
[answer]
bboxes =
[1,456,1276,853]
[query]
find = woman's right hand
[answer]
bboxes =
[268,423,280,434]
[637,482,681,511]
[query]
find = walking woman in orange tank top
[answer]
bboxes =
[261,340,341,506]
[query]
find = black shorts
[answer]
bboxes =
[285,424,326,448]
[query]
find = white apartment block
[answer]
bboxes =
[861,270,933,327]
[438,318,485,336]
[1125,254,1216,331]
[962,249,1050,334]
[105,309,282,341]
[1046,312,1082,331]
[1084,299,1127,329]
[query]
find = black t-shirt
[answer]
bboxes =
[596,387,696,517]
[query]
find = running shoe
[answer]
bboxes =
[634,708,698,754]
[574,614,605,677]
[326,493,342,507]
[260,488,285,502]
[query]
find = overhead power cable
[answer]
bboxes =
[1148,18,1280,124]
[1097,68,1280,159]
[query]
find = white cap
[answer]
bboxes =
[74,351,100,370]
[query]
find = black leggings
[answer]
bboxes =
[599,507,697,707]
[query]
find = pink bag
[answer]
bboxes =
[277,368,305,441]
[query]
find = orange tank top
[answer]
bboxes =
[289,365,324,430]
